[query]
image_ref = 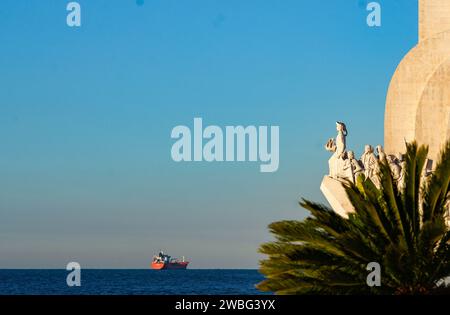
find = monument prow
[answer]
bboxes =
[320,176,354,218]
[320,122,390,217]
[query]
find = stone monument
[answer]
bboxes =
[320,123,379,218]
[321,0,450,219]
[321,122,356,217]
[385,0,450,164]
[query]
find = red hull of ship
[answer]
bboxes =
[151,261,189,270]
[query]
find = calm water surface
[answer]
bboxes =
[0,269,269,295]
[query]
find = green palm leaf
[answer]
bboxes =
[257,141,450,295]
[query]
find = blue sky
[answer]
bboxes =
[0,0,418,268]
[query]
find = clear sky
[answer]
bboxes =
[0,0,418,268]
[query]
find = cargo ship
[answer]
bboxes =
[151,251,189,270]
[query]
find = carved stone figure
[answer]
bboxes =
[361,145,380,187]
[325,122,347,179]
[397,153,406,191]
[343,150,364,183]
[376,145,387,163]
[423,159,433,178]
[387,154,402,183]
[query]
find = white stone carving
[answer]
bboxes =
[361,145,380,188]
[325,122,347,179]
[376,145,387,163]
[343,151,364,183]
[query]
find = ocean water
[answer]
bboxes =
[0,269,270,295]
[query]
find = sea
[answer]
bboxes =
[0,269,270,295]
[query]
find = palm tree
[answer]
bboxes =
[257,141,450,294]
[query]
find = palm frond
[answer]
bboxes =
[258,141,450,295]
